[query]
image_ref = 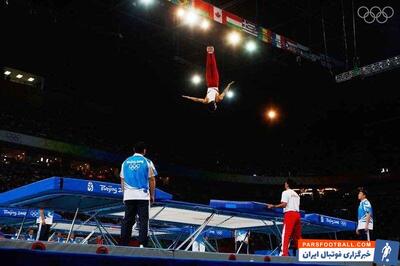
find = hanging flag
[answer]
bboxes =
[319,53,332,68]
[170,0,190,5]
[213,6,223,24]
[285,39,298,54]
[165,0,341,69]
[296,43,310,57]
[242,19,258,37]
[258,27,271,43]
[192,0,213,19]
[280,35,287,50]
[223,10,243,30]
[271,33,281,48]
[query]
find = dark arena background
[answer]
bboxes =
[0,0,399,265]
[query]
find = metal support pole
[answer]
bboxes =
[94,216,118,245]
[81,230,96,244]
[235,235,237,253]
[268,233,273,250]
[76,211,99,230]
[168,230,184,250]
[36,222,42,241]
[149,234,157,248]
[17,209,29,240]
[183,213,215,251]
[176,212,214,251]
[66,207,79,243]
[203,237,217,252]
[272,220,283,255]
[93,217,110,245]
[236,231,250,254]
[150,206,165,220]
[150,229,163,249]
[48,231,56,242]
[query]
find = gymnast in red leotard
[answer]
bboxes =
[182,46,234,112]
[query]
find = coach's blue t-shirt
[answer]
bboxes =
[357,199,373,230]
[120,153,157,201]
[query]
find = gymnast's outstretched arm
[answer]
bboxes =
[182,95,207,104]
[217,81,235,102]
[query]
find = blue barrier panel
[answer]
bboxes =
[304,214,356,231]
[210,200,306,218]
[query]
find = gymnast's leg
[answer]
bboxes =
[206,46,219,89]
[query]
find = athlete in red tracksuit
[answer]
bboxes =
[182,46,234,112]
[268,179,302,256]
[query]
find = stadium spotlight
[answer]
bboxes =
[138,0,154,6]
[4,70,11,76]
[267,109,277,120]
[200,19,210,30]
[16,74,23,79]
[245,40,257,53]
[176,7,185,18]
[28,77,35,82]
[185,9,199,26]
[226,90,234,99]
[227,31,241,46]
[191,74,201,85]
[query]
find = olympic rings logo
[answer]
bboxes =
[87,181,94,192]
[128,163,140,171]
[357,6,394,24]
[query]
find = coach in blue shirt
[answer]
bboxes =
[120,142,157,247]
[356,187,373,240]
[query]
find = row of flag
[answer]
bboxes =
[169,0,341,69]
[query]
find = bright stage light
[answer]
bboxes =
[226,90,234,99]
[16,74,23,79]
[245,40,257,52]
[200,19,210,30]
[185,10,199,26]
[4,70,11,76]
[227,31,241,46]
[139,0,154,6]
[191,74,201,85]
[28,77,35,82]
[267,110,277,119]
[176,8,185,18]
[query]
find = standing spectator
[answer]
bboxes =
[235,230,250,254]
[0,226,4,239]
[37,208,54,241]
[68,233,76,243]
[356,188,373,240]
[96,235,104,245]
[192,236,206,252]
[120,142,157,247]
[26,228,35,241]
[55,232,64,243]
[268,179,301,256]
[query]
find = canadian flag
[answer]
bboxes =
[213,6,222,24]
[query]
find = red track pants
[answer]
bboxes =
[281,211,302,256]
[206,52,219,88]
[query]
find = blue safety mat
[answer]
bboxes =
[304,213,356,231]
[209,200,306,218]
[0,177,172,212]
